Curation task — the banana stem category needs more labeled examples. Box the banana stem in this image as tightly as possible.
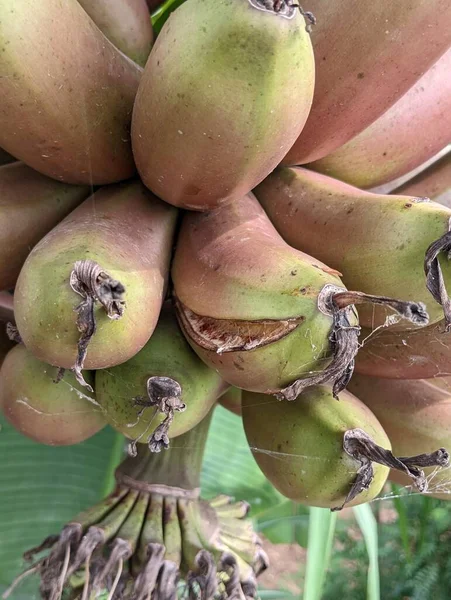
[117,407,214,490]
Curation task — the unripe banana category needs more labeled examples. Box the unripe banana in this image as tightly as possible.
[95,304,224,453]
[282,0,451,165]
[307,50,451,189]
[14,181,177,385]
[254,166,451,328]
[0,162,90,291]
[172,193,426,400]
[354,153,451,379]
[242,385,391,509]
[348,374,451,500]
[0,344,106,445]
[0,0,142,184]
[131,0,315,210]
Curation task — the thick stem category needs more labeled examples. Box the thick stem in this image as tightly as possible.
[116,408,214,491]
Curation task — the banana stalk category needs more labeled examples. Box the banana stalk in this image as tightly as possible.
[4,409,268,600]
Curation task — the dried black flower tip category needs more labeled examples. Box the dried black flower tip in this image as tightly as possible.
[69,259,126,389]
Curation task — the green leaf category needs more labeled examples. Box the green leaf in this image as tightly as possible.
[201,405,285,516]
[390,484,411,562]
[151,0,187,34]
[0,414,125,600]
[258,590,298,600]
[353,503,380,600]
[303,507,337,600]
[256,500,309,547]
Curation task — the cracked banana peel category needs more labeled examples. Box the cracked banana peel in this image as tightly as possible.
[172,193,427,400]
[131,0,315,210]
[255,166,451,329]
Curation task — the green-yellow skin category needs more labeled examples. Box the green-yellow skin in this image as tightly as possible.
[131,0,315,210]
[308,50,451,189]
[77,0,153,66]
[348,374,451,500]
[242,385,390,508]
[0,162,90,290]
[172,193,352,393]
[0,0,142,184]
[254,167,451,329]
[14,180,178,370]
[0,344,106,446]
[95,305,224,443]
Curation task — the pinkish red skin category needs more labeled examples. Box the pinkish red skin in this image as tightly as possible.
[308,50,451,189]
[348,374,451,499]
[172,193,341,321]
[0,344,106,446]
[0,162,90,290]
[131,0,314,210]
[14,181,178,370]
[353,152,451,380]
[355,322,451,380]
[0,0,142,185]
[282,0,451,166]
[172,193,346,393]
[77,0,153,66]
[394,151,451,208]
[254,166,451,328]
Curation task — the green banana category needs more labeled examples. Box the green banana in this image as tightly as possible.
[131,0,315,210]
[95,303,224,453]
[242,385,449,509]
[0,0,142,184]
[254,166,451,328]
[0,343,106,446]
[14,181,177,385]
[172,193,428,399]
[348,374,451,500]
[0,162,90,291]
